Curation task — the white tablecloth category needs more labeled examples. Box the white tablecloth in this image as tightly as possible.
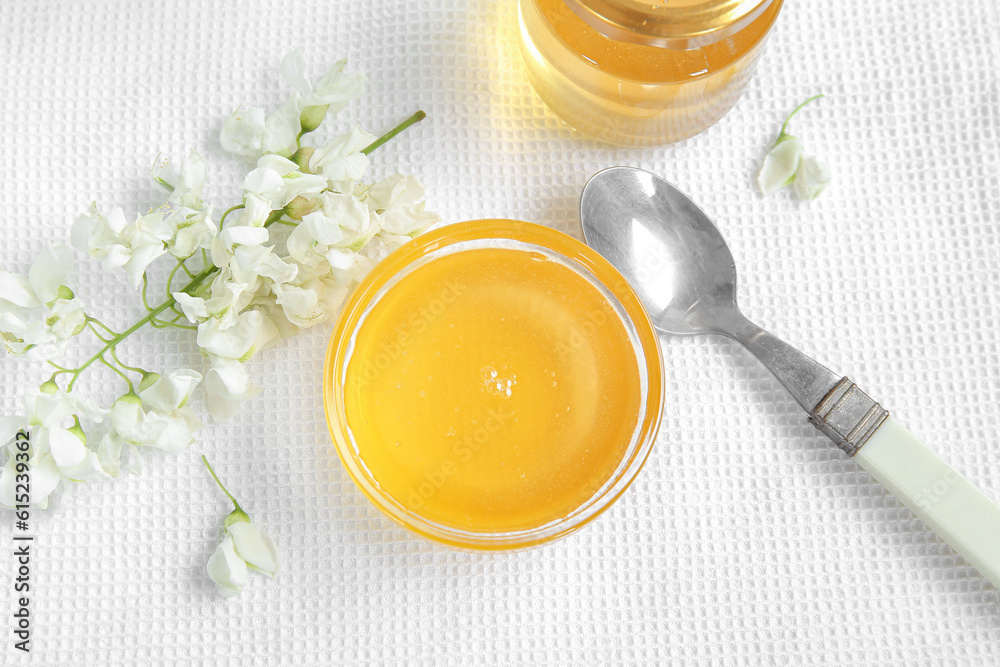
[2,0,1000,664]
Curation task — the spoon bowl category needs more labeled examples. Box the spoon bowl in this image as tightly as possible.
[581,166,739,337]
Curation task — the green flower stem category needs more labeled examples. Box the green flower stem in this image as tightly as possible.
[778,94,824,142]
[165,258,187,298]
[361,110,426,156]
[86,321,113,344]
[98,355,134,393]
[218,204,244,231]
[141,273,153,313]
[86,315,121,338]
[109,345,145,375]
[202,455,244,514]
[66,266,216,391]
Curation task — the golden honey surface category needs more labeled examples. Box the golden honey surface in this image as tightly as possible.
[343,247,641,532]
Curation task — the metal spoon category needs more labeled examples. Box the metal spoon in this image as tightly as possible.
[580,166,1000,587]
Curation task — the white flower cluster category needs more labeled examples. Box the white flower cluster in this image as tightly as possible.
[0,52,437,514]
[0,245,87,360]
[758,95,832,201]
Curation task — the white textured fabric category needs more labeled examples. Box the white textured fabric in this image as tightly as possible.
[2,0,1000,664]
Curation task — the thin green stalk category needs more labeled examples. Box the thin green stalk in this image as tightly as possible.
[109,345,145,375]
[218,204,244,231]
[86,321,112,344]
[165,259,186,298]
[86,316,120,337]
[99,355,134,392]
[202,455,244,513]
[67,266,216,391]
[141,273,153,313]
[779,95,823,140]
[361,110,426,156]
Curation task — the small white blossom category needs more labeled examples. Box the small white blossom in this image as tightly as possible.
[286,191,375,268]
[207,532,249,597]
[0,245,87,359]
[197,309,278,362]
[204,356,261,422]
[280,51,365,114]
[366,174,441,237]
[203,456,280,598]
[757,95,830,201]
[164,207,216,259]
[241,155,326,211]
[220,98,302,159]
[0,388,109,508]
[793,155,832,201]
[758,136,803,196]
[154,150,207,209]
[71,205,170,288]
[309,126,375,186]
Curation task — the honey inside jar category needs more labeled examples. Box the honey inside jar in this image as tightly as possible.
[518,0,784,145]
[342,246,642,532]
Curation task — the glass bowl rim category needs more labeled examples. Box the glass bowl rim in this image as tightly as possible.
[323,219,665,551]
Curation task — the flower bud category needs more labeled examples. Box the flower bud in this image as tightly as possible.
[299,104,329,134]
[39,380,59,395]
[282,195,316,221]
[289,147,315,172]
[138,371,161,393]
[56,285,76,301]
[116,392,142,406]
[67,420,87,445]
[224,508,251,529]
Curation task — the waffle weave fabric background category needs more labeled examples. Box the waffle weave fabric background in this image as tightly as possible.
[2,0,1000,664]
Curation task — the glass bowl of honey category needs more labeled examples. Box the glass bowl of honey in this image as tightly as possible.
[518,0,784,145]
[324,220,663,550]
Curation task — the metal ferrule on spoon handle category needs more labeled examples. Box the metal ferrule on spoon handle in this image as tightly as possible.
[730,320,1000,589]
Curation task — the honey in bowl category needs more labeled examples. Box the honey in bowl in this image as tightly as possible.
[325,220,663,550]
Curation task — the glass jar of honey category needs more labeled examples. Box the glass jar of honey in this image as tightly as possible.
[517,0,784,145]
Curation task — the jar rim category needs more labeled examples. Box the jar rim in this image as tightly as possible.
[323,220,665,551]
[566,0,777,49]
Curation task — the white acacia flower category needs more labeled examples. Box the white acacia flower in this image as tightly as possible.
[207,532,249,597]
[220,107,267,158]
[309,126,375,186]
[203,455,280,598]
[280,51,365,117]
[138,369,202,413]
[203,356,261,422]
[207,518,280,597]
[220,97,302,159]
[46,298,86,340]
[0,245,87,359]
[0,388,109,507]
[758,136,803,196]
[0,244,73,310]
[757,95,829,200]
[0,440,61,509]
[366,174,441,237]
[71,205,170,288]
[286,191,374,268]
[241,155,327,211]
[70,204,129,267]
[173,278,254,329]
[210,193,273,271]
[197,309,278,362]
[103,388,201,459]
[164,207,216,259]
[793,155,832,201]
[154,150,207,210]
[207,517,281,598]
[233,245,298,285]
